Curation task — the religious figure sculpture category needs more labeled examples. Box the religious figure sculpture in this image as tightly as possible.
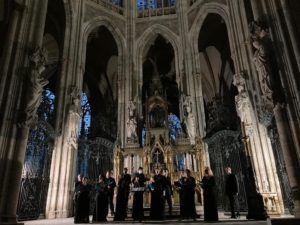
[20,46,49,127]
[249,21,274,111]
[126,100,137,143]
[233,73,249,122]
[69,85,82,115]
[252,40,273,105]
[183,95,196,145]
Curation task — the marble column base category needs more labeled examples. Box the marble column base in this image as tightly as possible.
[267,218,300,225]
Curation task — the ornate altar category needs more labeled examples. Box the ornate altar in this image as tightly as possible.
[113,89,205,206]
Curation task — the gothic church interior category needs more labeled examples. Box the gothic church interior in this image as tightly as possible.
[0,0,300,224]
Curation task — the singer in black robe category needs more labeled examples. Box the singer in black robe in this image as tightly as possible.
[106,171,116,216]
[150,170,167,220]
[180,170,196,220]
[114,168,131,221]
[74,177,92,224]
[201,167,219,222]
[225,167,239,218]
[132,169,146,221]
[92,175,109,222]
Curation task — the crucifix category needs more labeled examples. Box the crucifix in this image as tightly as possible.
[154,149,161,164]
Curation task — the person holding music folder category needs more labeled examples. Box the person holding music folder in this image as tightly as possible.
[92,174,109,222]
[74,176,92,224]
[174,170,185,218]
[132,167,146,221]
[149,168,167,220]
[174,169,196,221]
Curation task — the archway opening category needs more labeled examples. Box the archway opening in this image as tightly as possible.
[141,34,180,145]
[198,13,248,212]
[142,34,179,117]
[78,25,119,180]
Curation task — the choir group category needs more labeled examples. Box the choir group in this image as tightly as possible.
[73,166,239,223]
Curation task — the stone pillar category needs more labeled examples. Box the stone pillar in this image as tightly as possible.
[46,88,81,219]
[0,1,49,223]
[250,0,264,21]
[273,104,300,217]
[279,0,300,69]
[0,1,26,107]
[123,0,135,147]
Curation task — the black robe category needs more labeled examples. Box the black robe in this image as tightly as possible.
[180,176,196,219]
[150,174,167,220]
[132,173,146,221]
[106,177,116,214]
[165,176,173,214]
[174,177,185,217]
[201,175,219,221]
[225,173,239,217]
[92,181,109,222]
[74,183,92,223]
[114,173,131,221]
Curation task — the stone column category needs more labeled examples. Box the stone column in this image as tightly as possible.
[0,1,48,223]
[274,104,300,217]
[279,0,300,69]
[123,0,135,147]
[0,0,26,107]
[250,0,264,21]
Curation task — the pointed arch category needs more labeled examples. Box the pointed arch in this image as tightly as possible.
[80,16,126,86]
[135,24,182,86]
[189,2,237,75]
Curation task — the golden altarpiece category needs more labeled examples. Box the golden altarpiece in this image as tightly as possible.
[113,86,205,206]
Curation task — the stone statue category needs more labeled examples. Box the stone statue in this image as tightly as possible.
[69,85,82,115]
[126,100,137,143]
[249,21,274,110]
[252,40,273,104]
[233,73,249,122]
[183,95,196,145]
[20,46,49,127]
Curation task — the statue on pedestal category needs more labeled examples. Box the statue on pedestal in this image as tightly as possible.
[126,100,137,143]
[233,73,249,122]
[183,95,196,145]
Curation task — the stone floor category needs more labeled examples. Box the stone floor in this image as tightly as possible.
[24,215,268,225]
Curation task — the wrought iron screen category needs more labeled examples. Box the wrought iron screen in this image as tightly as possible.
[204,130,248,211]
[269,126,294,214]
[17,89,56,220]
[77,137,114,180]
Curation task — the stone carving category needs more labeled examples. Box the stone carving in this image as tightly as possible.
[249,21,275,127]
[20,46,48,127]
[69,85,81,115]
[249,21,274,112]
[126,100,137,143]
[233,73,249,122]
[183,95,196,145]
[252,40,273,105]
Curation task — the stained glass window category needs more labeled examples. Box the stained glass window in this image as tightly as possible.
[168,112,181,144]
[137,0,176,10]
[80,93,91,137]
